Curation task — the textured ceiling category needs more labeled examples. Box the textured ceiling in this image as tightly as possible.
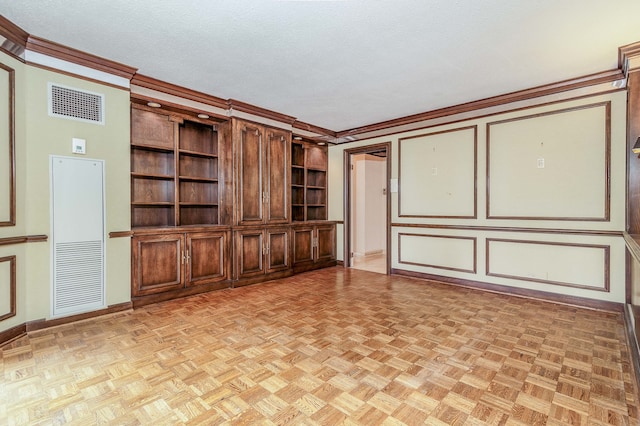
[2,1,640,131]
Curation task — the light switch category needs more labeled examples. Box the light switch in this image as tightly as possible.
[72,138,86,154]
[537,158,545,169]
[389,178,398,193]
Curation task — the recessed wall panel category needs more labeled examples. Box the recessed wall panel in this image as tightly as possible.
[487,239,609,291]
[0,255,16,321]
[487,103,609,220]
[399,126,476,218]
[398,233,476,273]
[0,64,14,226]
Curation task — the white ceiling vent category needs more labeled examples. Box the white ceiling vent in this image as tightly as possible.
[48,83,105,125]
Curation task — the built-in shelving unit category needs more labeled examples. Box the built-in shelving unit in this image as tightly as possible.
[130,106,221,228]
[291,139,327,221]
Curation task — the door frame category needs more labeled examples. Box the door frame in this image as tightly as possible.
[343,142,391,274]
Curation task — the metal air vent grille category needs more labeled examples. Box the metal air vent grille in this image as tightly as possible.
[49,83,105,124]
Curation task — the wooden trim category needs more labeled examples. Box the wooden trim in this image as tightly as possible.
[0,62,15,226]
[0,235,48,246]
[391,223,622,237]
[627,72,640,234]
[109,230,133,238]
[619,41,640,70]
[391,268,623,312]
[337,70,622,138]
[398,233,477,274]
[0,255,16,321]
[26,35,137,79]
[486,101,611,221]
[624,233,640,264]
[228,99,297,125]
[0,322,26,347]
[130,94,228,123]
[292,120,337,138]
[131,73,229,110]
[398,125,477,219]
[486,238,610,292]
[0,15,28,58]
[26,302,133,332]
[343,142,392,273]
[623,304,640,395]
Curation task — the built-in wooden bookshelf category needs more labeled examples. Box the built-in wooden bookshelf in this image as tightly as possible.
[131,106,221,228]
[291,139,327,221]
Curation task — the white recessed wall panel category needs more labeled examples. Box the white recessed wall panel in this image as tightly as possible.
[398,233,476,273]
[399,126,476,218]
[487,239,608,291]
[487,103,609,220]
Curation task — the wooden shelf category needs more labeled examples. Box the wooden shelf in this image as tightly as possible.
[291,141,328,222]
[131,106,222,228]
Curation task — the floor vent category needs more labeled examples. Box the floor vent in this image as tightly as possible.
[48,83,105,124]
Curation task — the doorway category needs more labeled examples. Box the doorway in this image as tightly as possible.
[344,143,391,274]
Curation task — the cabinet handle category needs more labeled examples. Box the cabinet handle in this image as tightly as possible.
[186,249,191,264]
[182,251,185,265]
[263,191,270,203]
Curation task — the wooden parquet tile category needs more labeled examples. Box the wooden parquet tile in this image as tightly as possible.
[1,267,639,425]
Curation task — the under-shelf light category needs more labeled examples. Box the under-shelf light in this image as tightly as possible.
[197,113,210,119]
[147,102,161,108]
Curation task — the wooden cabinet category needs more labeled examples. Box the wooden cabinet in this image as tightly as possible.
[235,119,290,225]
[131,105,230,228]
[292,222,336,272]
[234,226,291,284]
[291,140,327,222]
[132,230,230,303]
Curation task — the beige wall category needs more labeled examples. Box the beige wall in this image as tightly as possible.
[329,90,628,303]
[0,51,131,333]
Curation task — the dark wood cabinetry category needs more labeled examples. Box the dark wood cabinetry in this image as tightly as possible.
[292,222,336,272]
[234,226,290,285]
[291,141,327,222]
[131,229,230,305]
[131,105,230,228]
[130,104,335,304]
[235,119,290,225]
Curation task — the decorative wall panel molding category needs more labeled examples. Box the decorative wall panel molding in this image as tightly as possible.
[0,62,15,226]
[0,255,16,321]
[399,126,477,218]
[398,233,476,274]
[486,238,610,291]
[487,102,610,220]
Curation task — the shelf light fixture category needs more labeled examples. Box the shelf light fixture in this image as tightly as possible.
[633,137,640,155]
[197,113,210,119]
[147,101,161,108]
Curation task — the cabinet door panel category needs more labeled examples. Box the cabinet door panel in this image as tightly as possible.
[131,108,176,149]
[132,234,183,296]
[266,130,289,223]
[186,232,227,286]
[236,230,264,278]
[266,228,289,273]
[316,225,336,262]
[238,123,263,224]
[292,227,314,265]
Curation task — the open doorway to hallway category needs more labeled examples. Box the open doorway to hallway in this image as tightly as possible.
[344,143,391,274]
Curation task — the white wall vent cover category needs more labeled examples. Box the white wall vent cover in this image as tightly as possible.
[48,83,105,124]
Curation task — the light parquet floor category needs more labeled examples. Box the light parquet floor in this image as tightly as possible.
[1,267,638,425]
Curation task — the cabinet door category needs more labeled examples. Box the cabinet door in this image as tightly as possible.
[265,129,290,223]
[237,122,264,225]
[132,234,184,296]
[266,227,290,273]
[186,231,228,286]
[316,224,336,263]
[235,229,265,279]
[292,226,314,265]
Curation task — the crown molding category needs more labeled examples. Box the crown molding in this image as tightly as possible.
[336,69,623,139]
[0,15,28,58]
[227,98,297,125]
[292,120,337,139]
[620,41,640,74]
[131,73,229,110]
[26,36,137,79]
